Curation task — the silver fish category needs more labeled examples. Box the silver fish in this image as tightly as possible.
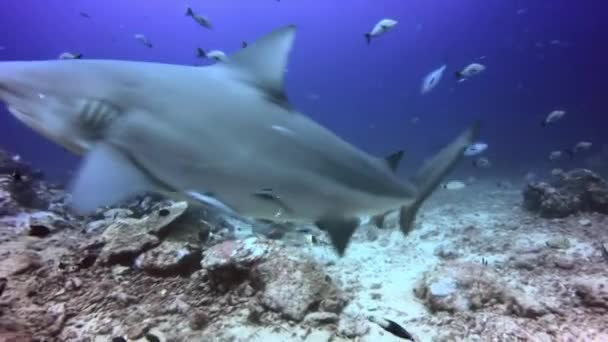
[0,25,477,255]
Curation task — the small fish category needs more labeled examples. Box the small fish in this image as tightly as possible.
[185,7,212,29]
[134,34,153,48]
[197,48,228,62]
[549,150,563,161]
[11,154,21,162]
[421,64,446,94]
[542,110,565,126]
[410,116,420,124]
[58,52,83,60]
[364,18,398,44]
[572,141,592,153]
[368,316,415,341]
[443,180,466,190]
[79,12,91,19]
[455,63,486,81]
[463,142,488,156]
[472,157,491,168]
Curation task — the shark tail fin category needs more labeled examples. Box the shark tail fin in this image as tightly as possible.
[364,33,372,44]
[186,7,194,16]
[399,122,479,235]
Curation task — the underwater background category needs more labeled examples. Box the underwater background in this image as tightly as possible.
[1,0,607,182]
[3,2,608,341]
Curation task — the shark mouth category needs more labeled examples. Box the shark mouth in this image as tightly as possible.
[0,82,91,155]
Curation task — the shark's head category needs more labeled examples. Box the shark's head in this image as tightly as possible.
[0,60,136,155]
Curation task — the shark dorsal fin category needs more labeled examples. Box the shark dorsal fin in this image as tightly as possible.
[385,150,404,172]
[226,25,296,108]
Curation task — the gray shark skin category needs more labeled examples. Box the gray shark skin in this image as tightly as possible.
[0,25,478,255]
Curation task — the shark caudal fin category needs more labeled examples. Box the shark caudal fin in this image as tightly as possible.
[399,122,479,235]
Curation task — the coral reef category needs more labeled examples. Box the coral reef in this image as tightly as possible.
[523,168,608,218]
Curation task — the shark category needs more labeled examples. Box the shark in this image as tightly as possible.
[0,25,478,255]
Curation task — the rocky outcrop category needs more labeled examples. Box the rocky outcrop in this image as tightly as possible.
[414,262,550,318]
[201,238,347,322]
[523,169,608,218]
[98,201,188,265]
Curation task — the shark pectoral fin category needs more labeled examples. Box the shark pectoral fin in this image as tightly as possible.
[400,122,479,235]
[384,150,404,172]
[225,25,296,108]
[69,143,151,214]
[372,209,396,228]
[315,216,360,256]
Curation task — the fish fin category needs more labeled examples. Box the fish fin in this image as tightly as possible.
[196,48,206,58]
[400,122,479,235]
[68,143,151,214]
[242,41,248,48]
[365,33,372,44]
[74,53,83,59]
[372,209,395,228]
[185,7,193,16]
[372,213,385,228]
[454,71,463,80]
[225,25,296,108]
[385,150,404,172]
[315,216,359,256]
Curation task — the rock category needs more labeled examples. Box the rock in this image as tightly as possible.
[553,256,575,270]
[545,237,570,249]
[103,208,133,220]
[434,245,460,260]
[189,310,209,330]
[201,238,274,274]
[573,277,608,312]
[506,291,549,318]
[136,241,202,276]
[337,313,370,338]
[579,218,592,227]
[256,254,344,321]
[27,211,69,237]
[109,290,138,306]
[85,219,108,233]
[201,238,347,322]
[98,201,188,265]
[415,262,518,314]
[523,169,608,218]
[303,312,339,326]
[0,251,42,278]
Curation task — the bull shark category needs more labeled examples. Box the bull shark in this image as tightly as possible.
[0,25,478,255]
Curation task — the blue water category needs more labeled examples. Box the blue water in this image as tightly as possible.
[1,0,606,182]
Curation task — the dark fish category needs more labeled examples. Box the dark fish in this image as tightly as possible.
[79,12,91,19]
[369,316,415,341]
[242,41,248,48]
[185,7,213,29]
